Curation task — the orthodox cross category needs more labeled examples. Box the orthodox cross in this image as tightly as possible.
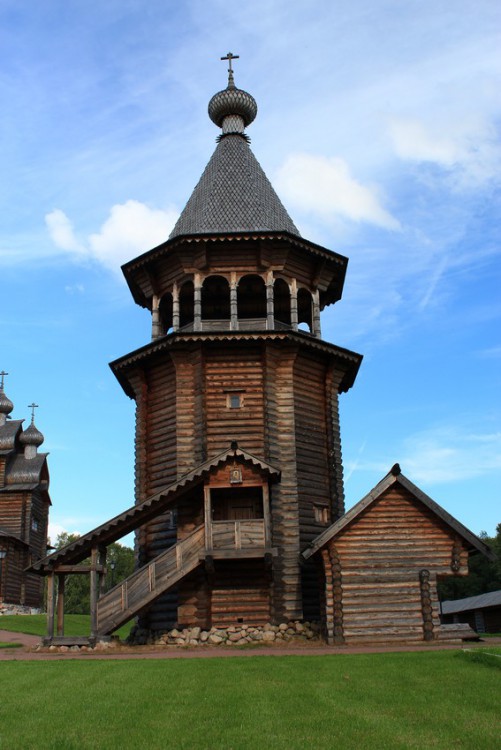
[28,402,39,423]
[221,52,239,86]
[0,371,8,390]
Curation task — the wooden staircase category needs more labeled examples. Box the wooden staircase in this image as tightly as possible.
[96,525,205,635]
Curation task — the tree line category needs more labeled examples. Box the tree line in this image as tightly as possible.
[437,523,501,601]
[49,532,135,614]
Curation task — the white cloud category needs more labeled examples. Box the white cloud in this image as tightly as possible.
[345,425,501,485]
[45,209,85,255]
[64,283,85,295]
[390,117,501,188]
[401,427,501,483]
[88,200,178,271]
[48,521,83,545]
[275,153,400,230]
[45,200,179,273]
[477,346,501,359]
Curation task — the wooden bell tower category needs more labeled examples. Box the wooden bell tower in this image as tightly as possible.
[111,57,362,631]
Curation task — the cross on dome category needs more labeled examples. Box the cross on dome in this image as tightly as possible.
[221,51,239,87]
[0,370,8,390]
[28,402,39,423]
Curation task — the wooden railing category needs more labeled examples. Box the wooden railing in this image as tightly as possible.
[96,525,205,635]
[178,318,292,333]
[209,519,266,551]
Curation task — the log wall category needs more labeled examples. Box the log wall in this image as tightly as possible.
[322,486,470,644]
[210,560,271,626]
[204,345,265,458]
[128,337,349,631]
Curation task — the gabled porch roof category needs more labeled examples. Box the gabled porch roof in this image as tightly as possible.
[30,446,280,573]
[302,464,495,562]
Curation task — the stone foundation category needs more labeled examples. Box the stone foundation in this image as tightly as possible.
[129,620,321,646]
[0,603,41,616]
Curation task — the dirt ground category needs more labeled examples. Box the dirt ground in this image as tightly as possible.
[2,628,500,661]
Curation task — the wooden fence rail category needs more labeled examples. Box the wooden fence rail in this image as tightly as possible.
[96,525,205,635]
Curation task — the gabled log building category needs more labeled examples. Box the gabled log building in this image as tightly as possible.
[31,58,493,645]
[0,377,50,611]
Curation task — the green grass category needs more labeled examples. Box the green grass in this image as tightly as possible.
[457,646,501,670]
[0,614,132,640]
[0,642,22,649]
[0,652,500,749]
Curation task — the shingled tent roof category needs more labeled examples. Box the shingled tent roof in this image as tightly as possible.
[169,134,299,239]
[169,64,299,240]
[302,465,495,561]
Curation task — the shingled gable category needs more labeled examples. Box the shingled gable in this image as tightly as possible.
[302,465,494,562]
[30,447,280,573]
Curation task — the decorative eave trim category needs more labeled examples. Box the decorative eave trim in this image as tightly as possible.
[302,470,495,562]
[122,231,348,277]
[110,329,363,398]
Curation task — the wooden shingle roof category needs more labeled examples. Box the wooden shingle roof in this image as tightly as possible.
[302,465,495,561]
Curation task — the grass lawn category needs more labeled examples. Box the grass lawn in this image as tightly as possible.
[0,651,500,750]
[0,614,132,640]
[0,642,22,649]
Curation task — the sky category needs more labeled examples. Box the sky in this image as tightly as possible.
[1,0,500,545]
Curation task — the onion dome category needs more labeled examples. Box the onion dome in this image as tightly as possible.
[20,403,44,457]
[20,421,44,449]
[0,371,14,424]
[0,387,14,419]
[208,52,257,135]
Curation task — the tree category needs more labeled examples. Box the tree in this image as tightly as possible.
[49,533,134,614]
[437,524,501,601]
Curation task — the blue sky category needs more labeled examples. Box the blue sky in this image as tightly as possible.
[1,0,499,543]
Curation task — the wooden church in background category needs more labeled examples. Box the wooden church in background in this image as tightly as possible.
[31,57,493,645]
[0,376,51,611]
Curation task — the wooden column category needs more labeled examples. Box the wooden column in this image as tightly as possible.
[56,574,65,636]
[419,569,434,641]
[266,274,274,329]
[151,294,161,340]
[204,486,212,550]
[98,547,107,597]
[172,283,180,332]
[46,572,56,641]
[194,275,202,331]
[312,290,321,338]
[89,547,99,638]
[290,281,298,330]
[230,277,238,330]
[262,484,271,548]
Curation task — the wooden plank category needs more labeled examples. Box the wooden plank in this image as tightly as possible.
[89,547,99,638]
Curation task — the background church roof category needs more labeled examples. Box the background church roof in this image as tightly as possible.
[169,58,299,239]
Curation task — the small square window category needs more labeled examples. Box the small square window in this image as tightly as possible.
[228,394,242,409]
[314,505,329,525]
[31,517,40,532]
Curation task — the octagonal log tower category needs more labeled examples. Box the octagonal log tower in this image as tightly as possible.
[111,61,362,631]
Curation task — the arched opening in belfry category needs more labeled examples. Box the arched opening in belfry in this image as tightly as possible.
[202,275,231,321]
[179,280,194,328]
[273,278,291,326]
[159,293,173,334]
[238,274,266,320]
[297,287,313,332]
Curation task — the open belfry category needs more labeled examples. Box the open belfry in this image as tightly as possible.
[32,56,492,647]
